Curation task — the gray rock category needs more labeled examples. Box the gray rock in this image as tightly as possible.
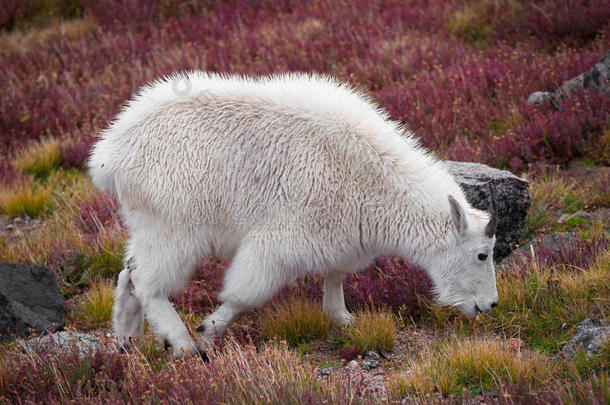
[555,51,610,100]
[558,209,610,226]
[499,232,578,270]
[561,319,609,358]
[444,161,531,258]
[317,366,334,376]
[362,359,379,370]
[23,331,123,358]
[528,51,610,108]
[365,350,380,360]
[0,262,65,341]
[527,91,553,105]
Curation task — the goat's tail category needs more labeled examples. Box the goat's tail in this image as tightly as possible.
[87,136,118,195]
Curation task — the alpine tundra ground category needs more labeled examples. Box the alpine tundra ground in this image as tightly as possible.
[0,1,609,403]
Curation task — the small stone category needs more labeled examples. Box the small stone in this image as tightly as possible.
[527,91,553,105]
[317,366,334,376]
[484,390,498,398]
[561,319,609,358]
[347,360,359,370]
[365,350,380,360]
[362,359,379,370]
[23,331,122,358]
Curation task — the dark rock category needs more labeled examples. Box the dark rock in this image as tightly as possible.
[0,262,64,341]
[561,319,609,358]
[444,161,531,258]
[498,232,578,270]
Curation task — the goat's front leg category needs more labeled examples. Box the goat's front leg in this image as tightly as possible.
[323,271,353,326]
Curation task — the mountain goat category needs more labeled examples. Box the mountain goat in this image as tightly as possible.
[88,72,498,357]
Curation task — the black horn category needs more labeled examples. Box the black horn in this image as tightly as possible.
[485,185,498,238]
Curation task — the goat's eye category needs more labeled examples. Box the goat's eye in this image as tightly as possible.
[478,253,488,261]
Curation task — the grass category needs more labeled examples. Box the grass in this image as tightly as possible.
[389,336,552,397]
[522,175,578,240]
[344,310,397,353]
[0,178,51,217]
[260,298,332,347]
[521,171,609,242]
[571,339,610,378]
[13,138,62,179]
[0,338,376,403]
[72,278,114,330]
[0,1,609,402]
[488,245,610,353]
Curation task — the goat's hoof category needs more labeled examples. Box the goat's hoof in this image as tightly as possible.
[198,349,210,362]
[332,311,355,327]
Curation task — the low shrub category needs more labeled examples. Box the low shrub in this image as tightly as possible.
[344,257,433,319]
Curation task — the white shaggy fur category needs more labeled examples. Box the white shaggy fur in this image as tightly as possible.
[89,72,498,357]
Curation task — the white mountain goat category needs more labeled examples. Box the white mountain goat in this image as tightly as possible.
[88,72,498,358]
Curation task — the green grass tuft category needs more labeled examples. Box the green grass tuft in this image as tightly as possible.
[0,178,52,217]
[345,310,397,353]
[389,336,552,397]
[13,138,62,179]
[72,278,114,330]
[260,298,332,347]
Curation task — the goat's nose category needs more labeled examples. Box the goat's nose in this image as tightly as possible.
[491,301,498,308]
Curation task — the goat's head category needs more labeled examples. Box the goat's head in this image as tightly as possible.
[426,194,499,317]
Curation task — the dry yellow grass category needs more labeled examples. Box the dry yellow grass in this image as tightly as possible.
[0,171,94,264]
[260,298,332,347]
[0,178,52,218]
[346,310,397,352]
[0,17,93,53]
[446,0,522,42]
[388,336,552,397]
[72,278,115,329]
[13,138,62,178]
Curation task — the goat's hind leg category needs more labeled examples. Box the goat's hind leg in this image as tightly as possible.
[113,257,144,342]
[129,239,201,358]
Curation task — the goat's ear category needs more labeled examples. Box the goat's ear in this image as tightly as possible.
[448,195,468,236]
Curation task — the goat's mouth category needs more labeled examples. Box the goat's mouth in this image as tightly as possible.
[454,301,479,318]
